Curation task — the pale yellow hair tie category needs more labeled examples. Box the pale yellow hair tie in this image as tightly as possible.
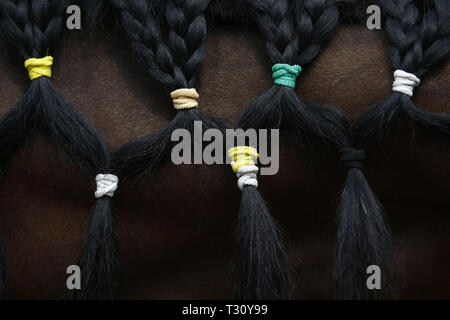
[228,146,259,173]
[24,56,53,80]
[170,88,199,110]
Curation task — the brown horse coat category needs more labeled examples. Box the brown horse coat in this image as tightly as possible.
[0,18,449,299]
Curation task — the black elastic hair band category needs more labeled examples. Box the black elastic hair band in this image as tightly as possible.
[339,147,365,170]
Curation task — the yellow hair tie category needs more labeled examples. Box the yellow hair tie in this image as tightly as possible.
[170,88,199,110]
[24,56,53,80]
[228,146,259,173]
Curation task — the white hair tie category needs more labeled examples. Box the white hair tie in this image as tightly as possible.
[235,164,259,191]
[228,146,260,191]
[392,70,420,97]
[95,174,118,198]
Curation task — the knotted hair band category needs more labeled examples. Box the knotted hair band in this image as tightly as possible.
[392,70,421,97]
[95,174,119,198]
[24,56,53,80]
[170,88,199,110]
[339,148,365,170]
[228,146,259,191]
[272,63,302,88]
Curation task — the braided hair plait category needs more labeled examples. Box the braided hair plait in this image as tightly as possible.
[239,0,347,149]
[0,0,116,299]
[110,0,224,182]
[354,0,450,148]
[335,0,450,299]
[74,0,110,29]
[240,0,393,299]
[294,0,393,300]
[293,0,393,300]
[231,0,345,300]
[226,0,298,300]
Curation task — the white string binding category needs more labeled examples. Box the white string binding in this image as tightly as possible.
[392,70,420,97]
[95,174,118,198]
[233,164,259,191]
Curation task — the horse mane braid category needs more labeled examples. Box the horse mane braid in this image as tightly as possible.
[110,0,224,183]
[354,0,450,148]
[337,0,450,299]
[74,0,110,29]
[0,0,116,299]
[239,0,394,300]
[293,0,393,300]
[165,0,209,88]
[110,0,206,90]
[238,0,347,148]
[295,0,340,65]
[251,0,298,64]
[233,0,346,300]
[336,0,379,23]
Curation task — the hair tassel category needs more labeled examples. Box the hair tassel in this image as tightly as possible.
[228,146,293,299]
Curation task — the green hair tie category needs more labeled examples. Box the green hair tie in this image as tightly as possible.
[272,63,302,88]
